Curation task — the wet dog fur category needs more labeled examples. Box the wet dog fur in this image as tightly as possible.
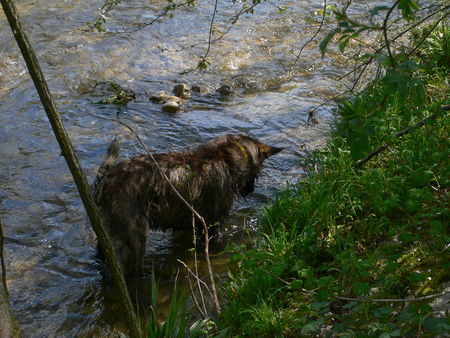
[93,134,282,275]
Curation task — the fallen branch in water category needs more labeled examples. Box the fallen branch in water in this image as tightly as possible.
[116,119,221,314]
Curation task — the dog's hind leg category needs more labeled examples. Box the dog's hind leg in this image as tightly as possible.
[105,209,149,276]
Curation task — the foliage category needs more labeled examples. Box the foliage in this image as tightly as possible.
[219,19,450,337]
[96,81,135,106]
[85,0,122,32]
[147,273,208,337]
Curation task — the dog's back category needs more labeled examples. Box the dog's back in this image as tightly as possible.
[94,134,282,274]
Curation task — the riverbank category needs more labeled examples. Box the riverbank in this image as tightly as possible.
[219,23,449,337]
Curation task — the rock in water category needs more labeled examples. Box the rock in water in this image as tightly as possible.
[162,101,180,113]
[150,91,182,103]
[191,84,201,93]
[173,83,191,98]
[216,84,233,95]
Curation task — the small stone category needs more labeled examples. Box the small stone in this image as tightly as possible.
[216,84,233,95]
[191,84,201,93]
[150,91,182,103]
[162,101,180,113]
[173,83,191,98]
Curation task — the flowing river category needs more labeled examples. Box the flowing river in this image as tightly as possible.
[0,0,357,335]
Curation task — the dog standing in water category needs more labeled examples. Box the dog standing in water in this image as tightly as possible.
[93,134,282,275]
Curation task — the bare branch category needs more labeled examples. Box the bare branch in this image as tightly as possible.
[261,268,449,304]
[126,1,193,34]
[198,0,219,68]
[407,12,449,57]
[383,1,400,69]
[186,272,207,319]
[334,291,450,303]
[291,0,327,66]
[356,111,441,168]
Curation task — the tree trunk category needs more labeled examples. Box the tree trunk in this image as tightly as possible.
[0,282,19,338]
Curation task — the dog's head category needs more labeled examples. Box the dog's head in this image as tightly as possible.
[213,134,283,196]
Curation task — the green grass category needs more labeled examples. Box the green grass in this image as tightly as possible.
[218,23,450,337]
[146,272,208,337]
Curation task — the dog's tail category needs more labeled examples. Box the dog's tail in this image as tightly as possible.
[92,137,121,200]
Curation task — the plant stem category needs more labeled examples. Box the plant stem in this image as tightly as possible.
[383,1,399,69]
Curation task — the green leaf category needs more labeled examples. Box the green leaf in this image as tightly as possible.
[423,317,450,334]
[369,5,390,17]
[353,282,370,296]
[407,272,426,283]
[399,232,418,243]
[398,0,419,21]
[429,220,445,235]
[289,280,303,290]
[277,6,287,14]
[301,322,319,335]
[339,36,350,52]
[316,289,329,302]
[319,28,340,57]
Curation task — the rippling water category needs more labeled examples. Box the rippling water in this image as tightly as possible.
[0,0,355,335]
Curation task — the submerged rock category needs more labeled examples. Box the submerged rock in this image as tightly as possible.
[216,84,233,95]
[191,84,201,93]
[173,83,191,99]
[162,101,180,113]
[150,91,182,104]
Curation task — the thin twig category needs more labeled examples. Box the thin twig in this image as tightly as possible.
[175,1,261,53]
[335,6,448,83]
[177,259,214,300]
[187,273,207,319]
[334,291,449,303]
[117,119,221,313]
[0,217,7,295]
[203,0,219,62]
[292,0,327,66]
[383,1,399,69]
[189,211,208,317]
[213,2,260,42]
[356,112,438,167]
[407,12,449,57]
[125,1,193,34]
[181,0,219,74]
[262,267,449,303]
[308,88,352,115]
[310,6,449,114]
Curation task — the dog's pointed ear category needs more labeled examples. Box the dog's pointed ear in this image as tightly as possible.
[260,144,283,158]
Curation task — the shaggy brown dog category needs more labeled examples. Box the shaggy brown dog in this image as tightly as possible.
[93,134,282,275]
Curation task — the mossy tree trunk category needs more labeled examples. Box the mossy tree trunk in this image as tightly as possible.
[0,282,19,338]
[0,218,19,337]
